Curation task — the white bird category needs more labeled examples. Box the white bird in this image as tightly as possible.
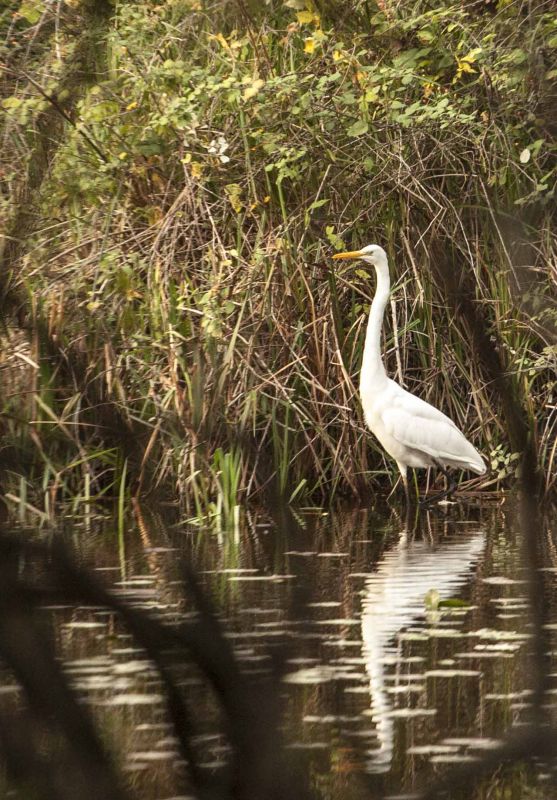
[332,244,486,502]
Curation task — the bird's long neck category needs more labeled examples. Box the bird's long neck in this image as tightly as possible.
[360,259,390,392]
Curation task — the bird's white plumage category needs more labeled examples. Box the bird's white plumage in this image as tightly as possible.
[332,244,486,493]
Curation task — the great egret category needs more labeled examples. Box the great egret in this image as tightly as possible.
[332,245,486,502]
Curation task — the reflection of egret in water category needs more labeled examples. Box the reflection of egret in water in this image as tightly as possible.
[361,525,485,773]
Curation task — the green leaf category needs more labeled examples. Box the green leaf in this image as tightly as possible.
[309,198,330,211]
[438,599,470,608]
[2,97,23,110]
[325,226,344,250]
[418,29,435,43]
[18,0,44,23]
[347,119,368,137]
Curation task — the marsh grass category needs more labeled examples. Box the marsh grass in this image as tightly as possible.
[1,0,556,515]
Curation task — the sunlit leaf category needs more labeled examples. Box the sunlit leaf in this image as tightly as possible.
[243,78,265,100]
[225,183,243,213]
[347,119,368,136]
[17,0,44,23]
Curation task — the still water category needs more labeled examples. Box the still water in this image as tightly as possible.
[20,500,557,798]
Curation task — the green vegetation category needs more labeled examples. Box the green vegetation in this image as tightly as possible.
[1,0,556,517]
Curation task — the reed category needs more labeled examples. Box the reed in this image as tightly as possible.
[1,0,555,515]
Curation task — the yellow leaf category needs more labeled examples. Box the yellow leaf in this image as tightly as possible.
[462,47,482,63]
[242,78,265,100]
[225,183,243,213]
[333,49,342,62]
[297,9,320,25]
[210,32,230,50]
[126,101,138,111]
[146,206,163,224]
[190,162,203,178]
[304,37,315,54]
[458,61,476,74]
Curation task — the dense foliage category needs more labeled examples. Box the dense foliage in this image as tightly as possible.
[1,0,556,519]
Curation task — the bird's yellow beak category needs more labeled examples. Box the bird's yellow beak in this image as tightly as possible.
[332,250,364,260]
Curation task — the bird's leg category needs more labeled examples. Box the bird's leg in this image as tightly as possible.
[393,462,413,506]
[419,463,457,507]
[402,471,410,504]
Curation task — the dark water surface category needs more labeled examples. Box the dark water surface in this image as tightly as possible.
[15,500,557,798]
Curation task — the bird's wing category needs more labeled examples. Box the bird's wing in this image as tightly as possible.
[380,384,484,469]
[387,383,459,429]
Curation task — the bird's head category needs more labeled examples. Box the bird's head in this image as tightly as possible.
[332,244,388,267]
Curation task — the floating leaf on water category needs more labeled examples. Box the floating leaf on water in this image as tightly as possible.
[442,737,502,749]
[283,667,336,685]
[387,708,436,719]
[457,651,514,659]
[438,598,471,608]
[386,685,424,695]
[383,674,426,683]
[64,622,105,629]
[65,656,112,668]
[219,568,258,574]
[286,742,329,750]
[129,751,176,761]
[113,660,152,675]
[425,669,480,678]
[476,628,530,640]
[423,628,466,638]
[384,795,420,800]
[317,552,349,558]
[106,694,164,706]
[430,754,478,764]
[308,602,342,608]
[407,744,459,755]
[324,639,361,648]
[135,723,171,732]
[228,574,295,582]
[303,714,352,724]
[485,690,532,700]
